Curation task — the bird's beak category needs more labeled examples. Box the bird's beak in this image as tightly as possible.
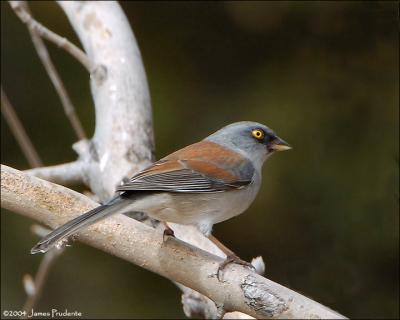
[268,136,292,152]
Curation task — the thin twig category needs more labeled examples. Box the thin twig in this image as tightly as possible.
[1,87,61,314]
[1,87,43,168]
[9,1,94,73]
[21,228,64,319]
[22,247,63,318]
[17,2,87,140]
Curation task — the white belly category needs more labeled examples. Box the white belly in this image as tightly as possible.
[124,174,261,234]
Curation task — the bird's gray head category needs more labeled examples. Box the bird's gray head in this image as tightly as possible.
[205,121,291,168]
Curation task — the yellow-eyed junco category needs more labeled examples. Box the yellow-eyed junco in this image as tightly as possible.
[31,121,290,269]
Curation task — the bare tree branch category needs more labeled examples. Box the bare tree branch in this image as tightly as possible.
[176,255,265,318]
[56,1,155,202]
[2,80,65,312]
[7,0,156,200]
[1,164,347,319]
[13,1,87,140]
[1,87,43,168]
[1,86,58,314]
[22,243,64,319]
[25,161,84,186]
[8,1,94,73]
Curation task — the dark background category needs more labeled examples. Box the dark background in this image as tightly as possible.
[1,1,399,319]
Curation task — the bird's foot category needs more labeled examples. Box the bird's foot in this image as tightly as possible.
[217,254,255,281]
[162,223,175,242]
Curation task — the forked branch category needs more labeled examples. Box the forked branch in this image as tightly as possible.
[11,1,87,140]
[9,1,93,72]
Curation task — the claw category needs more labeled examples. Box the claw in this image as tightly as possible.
[217,254,255,281]
[162,225,175,242]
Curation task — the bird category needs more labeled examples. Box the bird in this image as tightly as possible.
[31,121,291,271]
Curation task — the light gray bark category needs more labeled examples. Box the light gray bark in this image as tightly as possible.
[1,165,346,319]
[57,1,155,202]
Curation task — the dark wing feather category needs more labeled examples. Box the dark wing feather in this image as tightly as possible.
[116,162,252,194]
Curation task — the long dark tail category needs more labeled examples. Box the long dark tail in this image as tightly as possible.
[31,196,127,254]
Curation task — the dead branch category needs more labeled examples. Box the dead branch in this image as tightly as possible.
[22,246,64,318]
[13,1,87,140]
[1,87,43,168]
[56,1,155,202]
[1,164,346,319]
[9,1,93,73]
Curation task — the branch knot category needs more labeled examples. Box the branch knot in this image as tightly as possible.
[241,274,288,318]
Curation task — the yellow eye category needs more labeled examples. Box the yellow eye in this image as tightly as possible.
[252,129,265,140]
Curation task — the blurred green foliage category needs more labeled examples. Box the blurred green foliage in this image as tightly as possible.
[1,1,398,318]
